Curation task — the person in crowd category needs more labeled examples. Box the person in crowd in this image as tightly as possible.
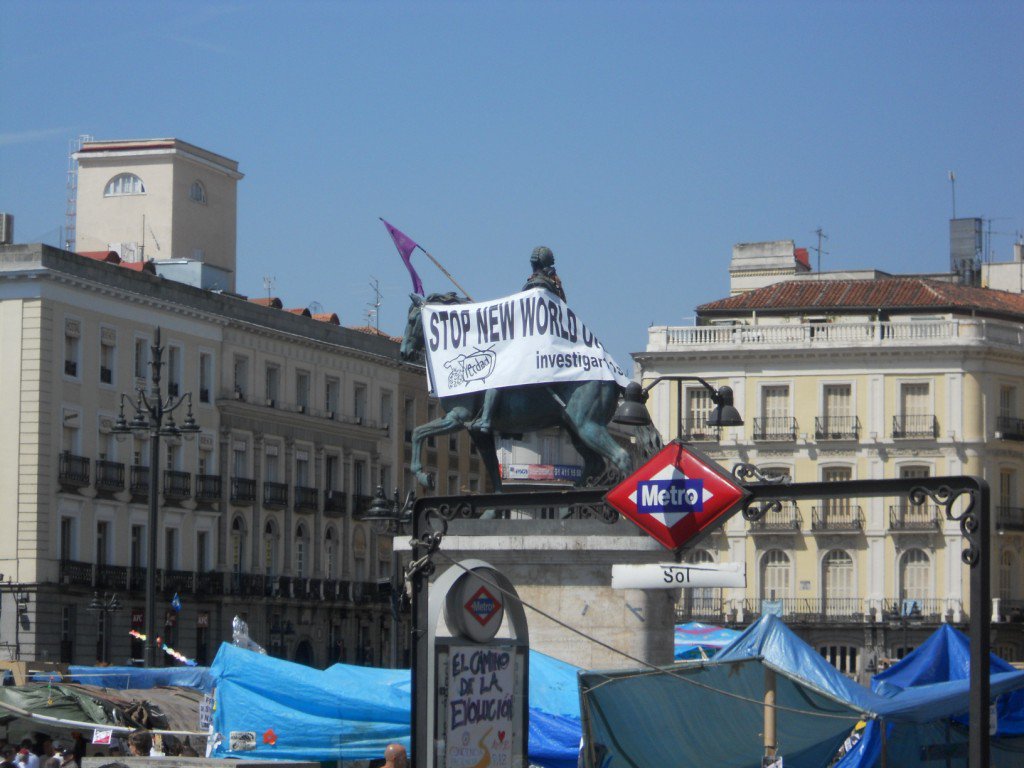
[126,731,152,758]
[57,747,76,768]
[1,746,18,768]
[69,734,85,767]
[17,740,39,768]
[41,743,61,768]
[383,743,407,768]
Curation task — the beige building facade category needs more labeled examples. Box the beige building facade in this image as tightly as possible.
[636,240,1024,678]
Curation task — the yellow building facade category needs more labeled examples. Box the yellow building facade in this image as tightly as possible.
[636,270,1024,677]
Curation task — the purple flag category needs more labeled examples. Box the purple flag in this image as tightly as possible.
[381,218,424,295]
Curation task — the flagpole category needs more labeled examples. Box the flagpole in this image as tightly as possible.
[416,245,474,301]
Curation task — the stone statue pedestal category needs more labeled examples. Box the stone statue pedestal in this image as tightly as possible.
[417,517,676,669]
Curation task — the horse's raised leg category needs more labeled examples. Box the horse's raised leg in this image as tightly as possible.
[410,406,474,489]
[563,384,632,479]
[468,431,502,493]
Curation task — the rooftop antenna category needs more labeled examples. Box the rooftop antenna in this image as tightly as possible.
[948,171,957,219]
[367,276,383,331]
[812,227,829,274]
[308,300,324,315]
[263,276,276,299]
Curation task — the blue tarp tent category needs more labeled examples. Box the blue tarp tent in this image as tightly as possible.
[834,624,1024,767]
[29,665,214,691]
[673,622,740,660]
[209,643,581,766]
[578,615,1024,767]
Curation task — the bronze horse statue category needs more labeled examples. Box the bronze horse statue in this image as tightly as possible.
[400,293,634,491]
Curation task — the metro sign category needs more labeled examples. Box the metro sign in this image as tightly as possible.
[605,440,751,552]
[464,585,502,627]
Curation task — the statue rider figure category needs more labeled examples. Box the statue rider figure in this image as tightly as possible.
[473,246,566,434]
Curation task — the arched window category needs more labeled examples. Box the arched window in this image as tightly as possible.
[104,173,145,196]
[264,519,279,578]
[761,549,791,601]
[189,180,207,203]
[325,527,337,580]
[685,549,720,618]
[295,523,309,578]
[900,548,931,605]
[822,549,854,615]
[230,516,246,574]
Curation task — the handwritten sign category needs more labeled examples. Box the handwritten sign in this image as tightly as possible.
[445,646,515,768]
[421,288,630,396]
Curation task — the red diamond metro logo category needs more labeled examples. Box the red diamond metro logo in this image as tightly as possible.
[464,586,502,626]
[604,441,750,552]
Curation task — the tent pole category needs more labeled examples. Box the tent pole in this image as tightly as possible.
[880,721,887,768]
[763,667,777,764]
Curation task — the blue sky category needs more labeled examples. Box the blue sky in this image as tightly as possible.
[3,1,1022,369]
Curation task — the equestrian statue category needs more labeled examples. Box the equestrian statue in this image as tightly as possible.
[400,246,656,492]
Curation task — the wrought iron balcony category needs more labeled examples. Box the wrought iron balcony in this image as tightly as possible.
[996,416,1024,441]
[195,474,222,503]
[231,477,256,504]
[748,502,802,532]
[96,564,127,590]
[94,460,125,492]
[753,416,798,442]
[881,598,949,622]
[997,506,1024,532]
[814,415,860,441]
[674,596,724,622]
[304,578,323,599]
[263,481,288,508]
[892,414,938,439]
[160,569,194,594]
[129,566,146,592]
[352,494,374,517]
[130,465,150,496]
[163,470,191,501]
[323,490,347,518]
[295,485,319,512]
[58,452,90,487]
[59,559,93,586]
[811,505,864,533]
[889,504,941,531]
[196,571,224,596]
[743,597,869,623]
[679,418,719,442]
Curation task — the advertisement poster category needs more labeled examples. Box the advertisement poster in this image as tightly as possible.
[445,646,516,768]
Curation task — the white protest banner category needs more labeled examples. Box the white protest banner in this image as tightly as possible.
[421,288,630,396]
[446,646,516,768]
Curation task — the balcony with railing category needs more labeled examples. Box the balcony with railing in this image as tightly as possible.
[753,416,798,442]
[674,596,724,622]
[95,563,128,590]
[196,571,224,596]
[163,470,191,501]
[892,414,938,439]
[880,598,950,622]
[997,506,1024,532]
[231,477,256,504]
[679,418,720,442]
[889,504,942,532]
[742,597,869,623]
[324,490,347,518]
[129,566,146,592]
[352,494,374,517]
[59,559,93,586]
[160,569,194,594]
[996,415,1024,441]
[814,415,860,441]
[58,452,90,487]
[195,474,222,503]
[811,505,864,533]
[263,481,288,508]
[648,317,1023,354]
[748,502,802,533]
[295,486,319,512]
[130,465,150,496]
[94,460,125,492]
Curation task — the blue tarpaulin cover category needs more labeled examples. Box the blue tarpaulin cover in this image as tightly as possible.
[30,665,214,691]
[673,622,740,660]
[834,623,1024,767]
[209,643,582,766]
[579,615,1024,768]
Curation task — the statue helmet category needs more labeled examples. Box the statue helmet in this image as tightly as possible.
[531,246,555,269]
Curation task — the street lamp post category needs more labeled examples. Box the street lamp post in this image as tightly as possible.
[87,591,122,663]
[111,327,199,667]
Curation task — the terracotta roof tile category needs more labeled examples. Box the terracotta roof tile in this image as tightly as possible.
[697,277,1024,321]
[348,325,402,343]
[286,307,312,317]
[314,313,340,325]
[250,297,283,309]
